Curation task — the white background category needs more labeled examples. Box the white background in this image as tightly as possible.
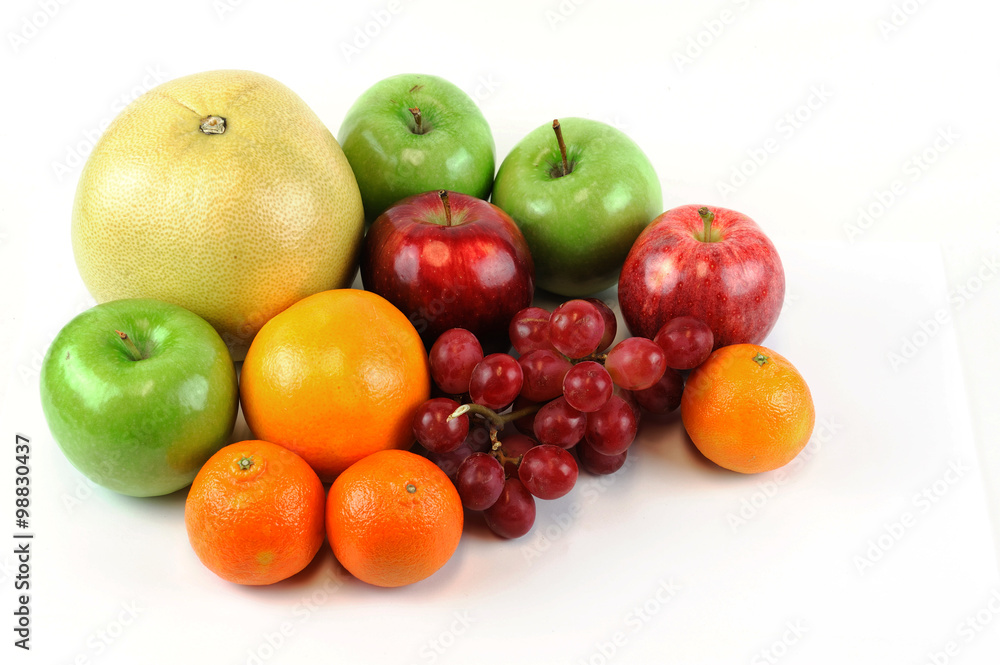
[2,0,1000,663]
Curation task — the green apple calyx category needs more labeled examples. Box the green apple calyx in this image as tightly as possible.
[696,206,723,243]
[115,330,145,361]
[551,119,573,177]
[408,107,427,135]
[200,115,226,135]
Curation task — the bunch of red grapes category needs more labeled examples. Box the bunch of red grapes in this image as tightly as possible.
[411,298,714,540]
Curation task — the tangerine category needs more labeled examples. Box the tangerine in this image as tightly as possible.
[326,449,463,588]
[681,344,814,474]
[185,440,325,585]
[240,289,431,482]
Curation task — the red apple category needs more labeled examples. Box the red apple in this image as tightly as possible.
[618,204,784,348]
[361,190,535,352]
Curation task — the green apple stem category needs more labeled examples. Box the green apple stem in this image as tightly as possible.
[408,107,424,135]
[200,116,226,135]
[439,190,452,226]
[696,206,722,243]
[552,119,571,177]
[115,330,144,361]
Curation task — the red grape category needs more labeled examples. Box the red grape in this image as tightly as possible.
[517,349,572,402]
[498,432,536,476]
[518,444,579,500]
[562,360,613,412]
[533,396,586,448]
[576,439,629,475]
[604,337,667,390]
[549,299,603,359]
[469,353,523,410]
[509,307,555,355]
[484,477,536,539]
[429,328,484,394]
[632,367,684,414]
[585,298,618,352]
[455,452,505,510]
[412,398,469,453]
[654,316,714,370]
[584,395,638,456]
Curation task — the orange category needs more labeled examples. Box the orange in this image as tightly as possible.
[185,440,325,585]
[72,70,365,359]
[240,289,431,482]
[326,449,463,588]
[681,344,815,474]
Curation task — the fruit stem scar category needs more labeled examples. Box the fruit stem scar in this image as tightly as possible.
[439,190,452,226]
[408,107,424,135]
[115,330,144,361]
[551,119,571,177]
[238,456,254,470]
[752,352,769,366]
[200,115,227,135]
[406,483,417,494]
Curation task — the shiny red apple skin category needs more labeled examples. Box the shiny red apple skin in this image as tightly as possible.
[360,191,534,353]
[618,204,784,348]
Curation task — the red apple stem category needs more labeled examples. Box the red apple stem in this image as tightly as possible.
[408,107,423,135]
[115,330,144,361]
[552,119,570,177]
[697,206,721,243]
[439,190,453,226]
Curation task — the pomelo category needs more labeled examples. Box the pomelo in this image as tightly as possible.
[72,69,365,359]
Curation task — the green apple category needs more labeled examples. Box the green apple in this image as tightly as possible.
[40,299,239,497]
[492,118,662,296]
[338,73,496,223]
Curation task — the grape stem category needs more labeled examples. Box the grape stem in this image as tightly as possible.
[573,352,607,364]
[448,402,541,427]
[448,402,541,467]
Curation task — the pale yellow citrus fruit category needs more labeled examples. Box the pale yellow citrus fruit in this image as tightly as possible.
[72,69,365,359]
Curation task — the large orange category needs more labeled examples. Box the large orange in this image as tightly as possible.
[185,440,325,585]
[681,344,814,474]
[326,449,463,587]
[240,289,431,482]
